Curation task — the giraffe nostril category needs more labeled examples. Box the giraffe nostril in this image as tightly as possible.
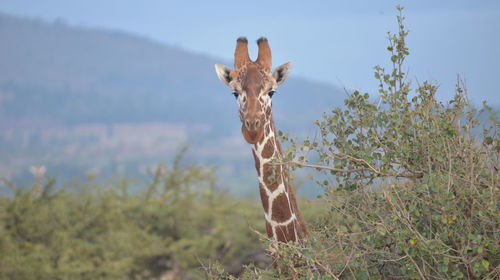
[255,120,260,127]
[245,120,250,128]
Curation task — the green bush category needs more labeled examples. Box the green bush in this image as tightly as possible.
[227,6,499,280]
[0,153,265,279]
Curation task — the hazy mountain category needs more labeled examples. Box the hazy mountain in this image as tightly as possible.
[0,13,341,129]
[0,13,342,195]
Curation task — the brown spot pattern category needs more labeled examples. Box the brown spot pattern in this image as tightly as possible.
[262,137,275,158]
[265,221,273,237]
[262,163,280,191]
[265,124,271,135]
[259,183,269,213]
[275,222,296,242]
[271,193,292,222]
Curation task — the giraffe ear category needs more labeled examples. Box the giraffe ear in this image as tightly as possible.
[214,64,233,86]
[273,62,292,86]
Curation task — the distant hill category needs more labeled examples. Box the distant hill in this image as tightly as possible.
[0,13,341,131]
[0,13,342,196]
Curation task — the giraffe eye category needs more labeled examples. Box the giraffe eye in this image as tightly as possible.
[268,90,275,98]
[232,92,238,99]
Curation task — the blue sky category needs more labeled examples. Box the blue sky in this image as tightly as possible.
[1,0,499,105]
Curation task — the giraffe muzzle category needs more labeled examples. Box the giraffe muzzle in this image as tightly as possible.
[244,118,262,131]
[241,116,265,144]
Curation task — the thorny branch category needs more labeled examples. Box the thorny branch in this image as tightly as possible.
[276,156,421,179]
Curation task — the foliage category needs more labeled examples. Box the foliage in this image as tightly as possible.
[221,6,499,279]
[0,153,265,280]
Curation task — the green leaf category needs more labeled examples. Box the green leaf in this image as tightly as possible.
[339,225,348,233]
[481,259,489,270]
[438,264,448,273]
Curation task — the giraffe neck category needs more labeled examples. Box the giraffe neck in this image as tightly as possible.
[251,117,308,244]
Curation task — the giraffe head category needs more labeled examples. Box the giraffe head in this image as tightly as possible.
[214,37,292,144]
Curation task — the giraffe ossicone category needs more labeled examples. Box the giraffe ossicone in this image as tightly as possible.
[214,37,308,245]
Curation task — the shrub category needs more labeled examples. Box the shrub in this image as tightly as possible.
[229,6,499,279]
[0,152,264,279]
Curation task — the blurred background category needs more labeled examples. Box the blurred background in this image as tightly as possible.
[0,0,499,196]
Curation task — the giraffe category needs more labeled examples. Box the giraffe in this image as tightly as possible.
[214,37,308,245]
